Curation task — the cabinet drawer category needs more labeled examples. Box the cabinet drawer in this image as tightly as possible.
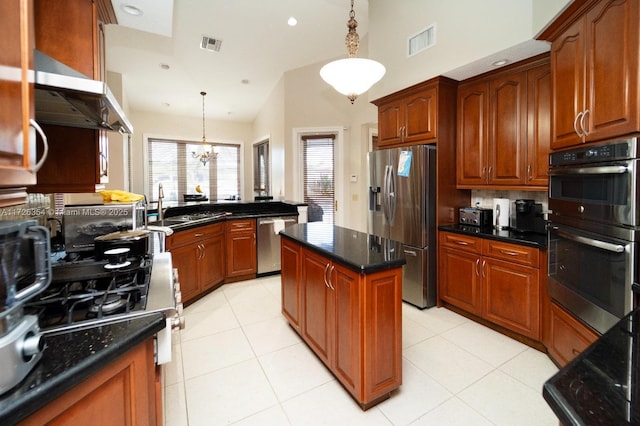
[226,219,256,232]
[482,239,539,267]
[168,222,224,248]
[548,302,599,367]
[439,232,481,253]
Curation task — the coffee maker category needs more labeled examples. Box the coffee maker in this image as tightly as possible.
[0,220,51,394]
[511,199,546,234]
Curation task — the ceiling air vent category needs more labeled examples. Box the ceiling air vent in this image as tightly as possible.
[201,36,223,52]
[408,24,436,57]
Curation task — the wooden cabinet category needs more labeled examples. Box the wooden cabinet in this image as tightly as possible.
[438,231,542,339]
[282,238,402,409]
[225,219,257,280]
[281,236,301,331]
[0,0,45,204]
[375,85,437,147]
[20,339,157,425]
[30,0,116,193]
[373,76,457,148]
[456,55,550,190]
[546,301,599,367]
[541,0,640,149]
[167,222,225,304]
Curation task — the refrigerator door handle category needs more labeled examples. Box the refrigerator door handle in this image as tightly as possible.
[388,165,397,225]
[382,165,391,224]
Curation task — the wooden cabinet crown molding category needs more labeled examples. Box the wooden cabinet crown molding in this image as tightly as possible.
[537,0,599,41]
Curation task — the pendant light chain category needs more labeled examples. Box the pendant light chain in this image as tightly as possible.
[345,0,359,58]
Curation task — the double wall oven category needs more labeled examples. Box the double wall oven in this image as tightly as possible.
[548,136,640,334]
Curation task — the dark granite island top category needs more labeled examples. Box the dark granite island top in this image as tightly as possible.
[279,222,406,273]
[0,313,165,424]
[543,307,640,425]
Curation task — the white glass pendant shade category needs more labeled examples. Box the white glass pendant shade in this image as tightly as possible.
[320,58,386,103]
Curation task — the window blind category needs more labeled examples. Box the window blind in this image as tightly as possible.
[147,138,240,202]
[301,134,335,223]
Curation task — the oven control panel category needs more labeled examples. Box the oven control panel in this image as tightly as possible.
[550,137,637,166]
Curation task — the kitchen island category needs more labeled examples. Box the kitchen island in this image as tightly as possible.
[279,223,405,409]
[0,313,165,425]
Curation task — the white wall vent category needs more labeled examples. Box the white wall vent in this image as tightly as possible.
[408,24,436,57]
[201,36,223,52]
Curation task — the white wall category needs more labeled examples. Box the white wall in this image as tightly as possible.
[128,109,253,199]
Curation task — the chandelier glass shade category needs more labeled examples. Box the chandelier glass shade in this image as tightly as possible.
[192,91,217,166]
[320,0,385,103]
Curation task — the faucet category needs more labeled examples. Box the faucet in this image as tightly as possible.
[158,183,164,221]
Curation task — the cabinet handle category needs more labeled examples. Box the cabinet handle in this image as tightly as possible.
[323,263,330,288]
[527,164,532,181]
[29,119,49,173]
[200,243,206,259]
[475,258,480,276]
[487,166,492,180]
[574,111,584,137]
[194,233,204,238]
[581,109,590,136]
[481,260,486,278]
[482,167,487,180]
[499,249,520,257]
[327,265,335,290]
[100,152,108,177]
[454,240,469,246]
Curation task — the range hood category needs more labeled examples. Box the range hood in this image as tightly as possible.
[34,50,133,134]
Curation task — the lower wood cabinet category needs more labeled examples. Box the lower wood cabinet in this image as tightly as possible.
[546,301,599,367]
[225,219,257,280]
[438,231,542,340]
[281,237,402,409]
[20,339,157,425]
[167,222,225,304]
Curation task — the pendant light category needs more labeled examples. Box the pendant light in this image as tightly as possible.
[192,91,217,166]
[320,0,385,104]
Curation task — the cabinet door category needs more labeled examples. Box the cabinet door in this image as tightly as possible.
[438,246,482,315]
[170,243,201,303]
[583,0,639,142]
[226,231,256,278]
[300,248,331,365]
[550,17,585,149]
[483,258,540,339]
[281,238,301,330]
[457,81,489,186]
[201,233,225,290]
[526,63,551,187]
[0,0,37,188]
[547,302,599,367]
[489,72,527,185]
[404,86,437,143]
[331,263,360,396]
[377,101,402,147]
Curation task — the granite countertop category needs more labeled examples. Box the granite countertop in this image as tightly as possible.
[0,313,165,424]
[438,224,547,249]
[543,307,640,425]
[280,222,406,273]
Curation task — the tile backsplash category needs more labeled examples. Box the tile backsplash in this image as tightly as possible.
[471,190,549,218]
[0,194,56,227]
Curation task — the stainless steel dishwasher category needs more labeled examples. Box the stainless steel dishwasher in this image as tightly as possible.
[257,215,297,275]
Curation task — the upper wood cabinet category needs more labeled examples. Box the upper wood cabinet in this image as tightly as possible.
[540,0,640,149]
[29,0,115,193]
[372,77,457,148]
[0,0,47,204]
[456,54,550,190]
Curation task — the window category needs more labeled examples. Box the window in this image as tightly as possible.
[253,140,269,197]
[147,138,240,202]
[302,134,335,224]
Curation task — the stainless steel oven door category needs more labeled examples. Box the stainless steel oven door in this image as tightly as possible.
[548,222,636,334]
[548,159,640,226]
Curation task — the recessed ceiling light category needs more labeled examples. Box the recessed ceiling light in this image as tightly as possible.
[160,63,170,70]
[162,102,170,107]
[287,16,297,26]
[121,4,143,16]
[241,79,250,85]
[492,59,509,67]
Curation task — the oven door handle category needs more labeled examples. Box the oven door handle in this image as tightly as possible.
[554,228,625,253]
[548,165,628,176]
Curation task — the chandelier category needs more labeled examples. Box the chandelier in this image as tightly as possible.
[320,0,385,104]
[192,91,217,166]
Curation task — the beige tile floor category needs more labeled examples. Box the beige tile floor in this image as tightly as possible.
[163,275,560,425]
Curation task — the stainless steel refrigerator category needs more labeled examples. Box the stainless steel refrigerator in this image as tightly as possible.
[367,145,436,308]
